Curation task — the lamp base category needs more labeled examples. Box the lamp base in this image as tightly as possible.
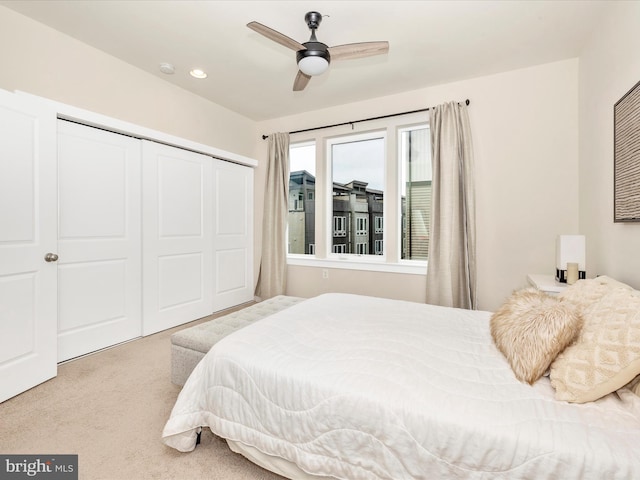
[555,268,586,283]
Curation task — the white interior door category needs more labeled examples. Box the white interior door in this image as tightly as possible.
[142,140,213,335]
[213,160,254,311]
[0,90,57,403]
[56,121,142,362]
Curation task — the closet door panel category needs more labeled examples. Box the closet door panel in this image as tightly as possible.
[58,137,127,238]
[213,160,254,311]
[57,121,142,361]
[57,260,127,331]
[158,156,203,236]
[157,253,203,309]
[0,90,57,403]
[142,141,213,335]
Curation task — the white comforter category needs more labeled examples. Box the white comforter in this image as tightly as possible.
[162,293,640,479]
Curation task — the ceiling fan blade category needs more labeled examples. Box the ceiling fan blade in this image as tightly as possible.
[247,21,306,51]
[328,41,389,61]
[293,71,311,91]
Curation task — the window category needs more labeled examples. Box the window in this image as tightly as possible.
[399,125,431,261]
[329,131,385,258]
[375,216,383,233]
[333,216,346,237]
[356,242,368,255]
[292,192,304,211]
[356,217,368,235]
[287,116,429,274]
[288,142,316,255]
[333,244,346,254]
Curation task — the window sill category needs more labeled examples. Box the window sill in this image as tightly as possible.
[287,255,427,275]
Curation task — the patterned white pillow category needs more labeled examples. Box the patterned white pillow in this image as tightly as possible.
[550,285,640,403]
[558,276,633,312]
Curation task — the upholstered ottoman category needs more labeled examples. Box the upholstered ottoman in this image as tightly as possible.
[171,295,304,386]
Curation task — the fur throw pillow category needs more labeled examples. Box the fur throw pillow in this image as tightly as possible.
[491,288,583,384]
[627,376,640,397]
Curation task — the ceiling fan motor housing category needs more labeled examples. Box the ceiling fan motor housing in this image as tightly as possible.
[304,11,322,29]
[247,10,389,88]
[297,12,330,76]
[297,42,330,64]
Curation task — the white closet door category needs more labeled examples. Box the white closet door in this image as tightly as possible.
[0,90,57,403]
[213,160,254,311]
[56,121,142,362]
[142,140,213,335]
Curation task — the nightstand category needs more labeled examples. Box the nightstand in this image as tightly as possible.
[527,274,568,296]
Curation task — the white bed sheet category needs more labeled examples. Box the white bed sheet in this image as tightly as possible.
[162,293,640,479]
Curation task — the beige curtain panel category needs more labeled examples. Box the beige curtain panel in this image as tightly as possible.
[425,102,477,309]
[255,132,290,300]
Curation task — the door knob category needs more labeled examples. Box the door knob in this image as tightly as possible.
[44,253,59,262]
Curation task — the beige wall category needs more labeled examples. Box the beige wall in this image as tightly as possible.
[0,6,257,157]
[2,5,591,312]
[578,1,640,289]
[256,59,580,311]
[287,266,427,303]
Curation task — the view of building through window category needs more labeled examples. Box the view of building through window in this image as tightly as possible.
[330,135,384,256]
[288,142,316,254]
[288,124,431,263]
[400,126,431,260]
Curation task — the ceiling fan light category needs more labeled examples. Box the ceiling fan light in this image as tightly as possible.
[298,56,329,76]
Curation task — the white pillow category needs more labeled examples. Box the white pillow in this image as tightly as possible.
[558,275,633,312]
[550,285,640,403]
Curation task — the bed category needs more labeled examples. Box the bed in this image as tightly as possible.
[162,290,640,479]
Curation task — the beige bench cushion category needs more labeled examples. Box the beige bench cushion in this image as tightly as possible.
[171,295,304,385]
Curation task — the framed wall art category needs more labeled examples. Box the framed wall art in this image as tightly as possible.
[614,79,640,222]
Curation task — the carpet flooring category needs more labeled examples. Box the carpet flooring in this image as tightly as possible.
[0,309,286,480]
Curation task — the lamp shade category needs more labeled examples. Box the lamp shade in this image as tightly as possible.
[298,56,329,76]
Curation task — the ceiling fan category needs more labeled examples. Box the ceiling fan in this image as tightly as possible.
[247,11,389,92]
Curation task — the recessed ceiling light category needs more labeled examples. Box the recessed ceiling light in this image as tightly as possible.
[189,69,207,79]
[159,63,175,75]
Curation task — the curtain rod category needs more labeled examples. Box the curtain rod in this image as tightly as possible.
[261,99,470,140]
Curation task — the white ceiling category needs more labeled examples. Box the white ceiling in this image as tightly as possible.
[0,0,611,121]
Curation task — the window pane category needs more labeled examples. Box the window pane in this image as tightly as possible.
[289,143,315,254]
[331,135,384,256]
[400,127,431,260]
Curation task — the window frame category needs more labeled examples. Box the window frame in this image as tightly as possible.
[356,217,368,236]
[287,140,317,260]
[375,239,384,255]
[286,115,429,276]
[333,244,346,254]
[375,216,384,234]
[333,216,346,237]
[397,123,431,265]
[326,130,387,263]
[356,242,368,255]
